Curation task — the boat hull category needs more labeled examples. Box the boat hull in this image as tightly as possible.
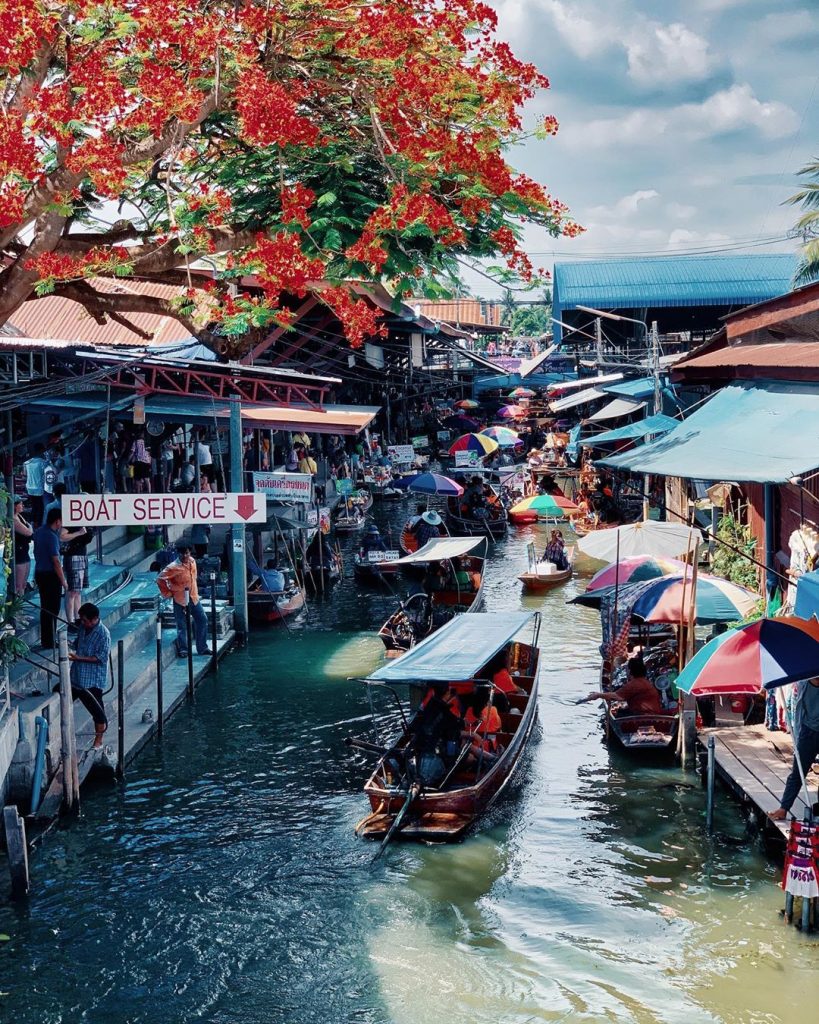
[248,588,306,623]
[518,568,572,590]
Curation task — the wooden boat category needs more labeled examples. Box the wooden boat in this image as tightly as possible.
[334,501,366,532]
[353,611,541,843]
[597,659,678,753]
[518,544,575,591]
[378,536,486,654]
[247,570,306,624]
[445,486,508,540]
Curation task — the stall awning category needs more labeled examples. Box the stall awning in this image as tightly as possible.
[600,377,658,399]
[379,536,483,566]
[549,387,606,412]
[240,403,379,435]
[546,372,623,394]
[585,414,680,447]
[588,398,646,422]
[599,381,819,483]
[366,612,535,683]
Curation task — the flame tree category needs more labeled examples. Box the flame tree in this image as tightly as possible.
[0,0,579,355]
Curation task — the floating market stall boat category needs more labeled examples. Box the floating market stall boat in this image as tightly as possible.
[445,484,508,539]
[378,536,486,654]
[518,542,575,591]
[352,611,541,844]
[247,568,306,624]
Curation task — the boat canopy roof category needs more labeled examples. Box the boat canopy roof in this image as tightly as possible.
[382,536,484,566]
[366,611,535,683]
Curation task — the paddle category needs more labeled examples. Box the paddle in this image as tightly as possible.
[372,781,421,862]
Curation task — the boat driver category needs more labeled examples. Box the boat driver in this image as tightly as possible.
[584,655,663,715]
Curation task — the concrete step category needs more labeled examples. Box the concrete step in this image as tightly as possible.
[124,573,163,611]
[100,525,129,552]
[99,533,147,568]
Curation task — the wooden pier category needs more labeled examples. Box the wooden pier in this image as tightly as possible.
[699,724,819,837]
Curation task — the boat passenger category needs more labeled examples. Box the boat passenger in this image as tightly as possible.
[463,690,503,759]
[423,562,448,594]
[414,510,443,547]
[584,656,662,715]
[259,559,286,594]
[462,476,486,516]
[407,503,426,531]
[448,556,474,591]
[360,524,387,556]
[489,652,526,696]
[543,530,570,571]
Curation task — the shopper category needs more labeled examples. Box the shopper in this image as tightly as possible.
[33,508,67,649]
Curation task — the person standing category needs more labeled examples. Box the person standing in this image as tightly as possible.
[69,602,111,748]
[157,543,213,658]
[13,497,32,595]
[769,678,819,822]
[129,430,153,494]
[33,508,67,649]
[196,432,214,484]
[63,525,92,626]
[24,443,47,527]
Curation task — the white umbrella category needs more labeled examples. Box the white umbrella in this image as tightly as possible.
[577,520,702,562]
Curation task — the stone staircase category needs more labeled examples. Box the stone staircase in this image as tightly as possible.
[3,524,236,809]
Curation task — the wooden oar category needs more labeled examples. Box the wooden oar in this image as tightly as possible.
[372,781,421,862]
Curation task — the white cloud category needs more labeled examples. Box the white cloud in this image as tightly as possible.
[542,0,611,59]
[588,189,660,219]
[666,229,732,249]
[666,202,697,221]
[564,83,798,148]
[626,23,713,86]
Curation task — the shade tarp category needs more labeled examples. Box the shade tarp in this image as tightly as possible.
[549,387,606,412]
[584,413,680,446]
[600,377,658,399]
[379,536,483,566]
[588,398,646,422]
[367,611,535,682]
[599,382,819,483]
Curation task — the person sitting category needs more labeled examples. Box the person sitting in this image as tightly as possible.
[422,562,448,594]
[489,652,526,696]
[258,559,286,594]
[413,510,442,547]
[448,556,473,592]
[462,689,504,763]
[407,503,426,531]
[463,476,487,517]
[360,523,387,557]
[543,530,569,571]
[584,656,663,715]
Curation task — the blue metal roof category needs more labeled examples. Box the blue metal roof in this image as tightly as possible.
[600,376,657,399]
[553,254,796,312]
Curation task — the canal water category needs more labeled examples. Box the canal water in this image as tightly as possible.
[1,502,816,1023]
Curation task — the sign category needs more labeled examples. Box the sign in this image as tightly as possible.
[411,435,429,450]
[133,397,146,425]
[455,450,480,468]
[368,549,400,562]
[436,430,450,441]
[336,478,353,496]
[319,506,331,534]
[306,509,318,527]
[387,444,414,464]
[252,471,312,504]
[62,492,266,528]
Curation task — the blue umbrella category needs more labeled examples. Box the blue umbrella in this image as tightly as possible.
[396,472,464,496]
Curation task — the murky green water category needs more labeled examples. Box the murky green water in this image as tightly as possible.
[1,504,815,1023]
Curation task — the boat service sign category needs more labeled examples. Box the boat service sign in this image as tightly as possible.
[252,471,313,504]
[62,493,267,527]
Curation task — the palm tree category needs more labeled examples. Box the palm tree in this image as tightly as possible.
[786,158,819,284]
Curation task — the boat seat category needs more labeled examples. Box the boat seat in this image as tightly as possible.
[506,693,527,712]
[501,712,522,732]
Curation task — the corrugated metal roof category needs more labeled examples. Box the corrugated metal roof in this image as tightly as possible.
[412,298,504,327]
[553,254,797,310]
[673,341,819,380]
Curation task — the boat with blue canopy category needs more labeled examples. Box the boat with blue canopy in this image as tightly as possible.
[350,611,541,845]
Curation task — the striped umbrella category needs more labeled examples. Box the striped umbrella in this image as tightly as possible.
[676,617,819,696]
[629,573,759,625]
[585,555,690,593]
[509,493,579,523]
[448,432,499,456]
[508,387,536,399]
[454,399,480,410]
[497,404,525,420]
[480,426,522,448]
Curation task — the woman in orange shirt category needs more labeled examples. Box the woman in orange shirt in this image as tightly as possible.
[463,690,503,759]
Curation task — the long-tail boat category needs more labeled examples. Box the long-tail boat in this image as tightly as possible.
[351,611,541,843]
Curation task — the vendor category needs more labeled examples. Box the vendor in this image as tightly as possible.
[543,530,569,571]
[584,656,662,715]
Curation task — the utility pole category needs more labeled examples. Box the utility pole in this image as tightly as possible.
[595,317,603,367]
[229,399,249,638]
[650,320,661,415]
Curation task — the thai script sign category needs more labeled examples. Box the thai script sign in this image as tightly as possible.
[387,444,415,464]
[454,450,480,467]
[252,472,313,504]
[411,435,429,449]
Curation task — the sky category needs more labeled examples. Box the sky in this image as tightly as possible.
[465,0,819,296]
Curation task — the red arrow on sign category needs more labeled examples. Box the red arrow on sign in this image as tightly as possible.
[235,495,257,520]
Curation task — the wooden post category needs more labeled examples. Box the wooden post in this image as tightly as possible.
[229,399,249,636]
[705,735,716,834]
[117,637,125,778]
[184,588,194,698]
[58,632,79,811]
[210,573,218,674]
[155,617,164,740]
[3,806,29,899]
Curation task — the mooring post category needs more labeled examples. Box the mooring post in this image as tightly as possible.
[184,587,194,698]
[210,572,218,674]
[706,735,716,834]
[58,631,78,811]
[117,638,125,778]
[155,616,164,740]
[3,806,29,899]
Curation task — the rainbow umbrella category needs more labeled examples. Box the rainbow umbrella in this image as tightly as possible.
[397,472,463,496]
[448,433,499,456]
[509,493,579,523]
[480,426,521,448]
[454,398,480,410]
[508,387,536,399]
[585,555,690,593]
[629,573,758,625]
[676,616,819,696]
[497,404,525,420]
